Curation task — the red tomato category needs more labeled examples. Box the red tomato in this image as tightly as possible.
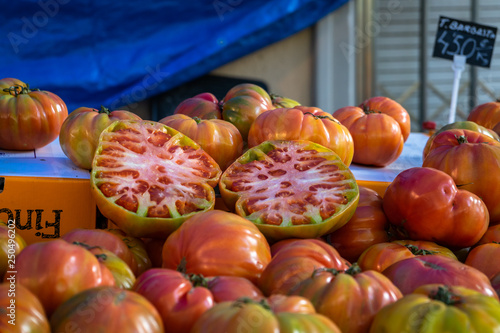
[289,264,402,333]
[258,238,350,296]
[221,83,274,140]
[467,100,500,129]
[59,106,142,169]
[382,167,489,248]
[422,120,500,159]
[357,240,457,272]
[61,228,140,276]
[333,96,410,166]
[0,79,68,150]
[423,129,500,225]
[0,282,50,333]
[465,243,500,280]
[219,140,359,241]
[11,239,114,316]
[477,224,500,244]
[190,296,341,333]
[162,210,271,284]
[133,268,263,333]
[247,106,354,166]
[324,186,390,263]
[382,255,498,299]
[0,221,26,281]
[159,114,244,170]
[174,92,222,119]
[49,286,164,333]
[90,120,222,239]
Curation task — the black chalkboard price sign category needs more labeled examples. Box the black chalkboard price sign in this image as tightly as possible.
[432,16,497,68]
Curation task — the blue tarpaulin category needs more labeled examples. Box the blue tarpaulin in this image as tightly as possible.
[1,0,348,112]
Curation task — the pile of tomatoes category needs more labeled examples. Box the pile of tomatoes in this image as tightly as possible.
[1,77,500,332]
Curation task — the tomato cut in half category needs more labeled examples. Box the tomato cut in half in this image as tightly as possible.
[219,140,359,241]
[91,120,222,239]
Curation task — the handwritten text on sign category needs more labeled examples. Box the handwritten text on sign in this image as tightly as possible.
[432,16,497,68]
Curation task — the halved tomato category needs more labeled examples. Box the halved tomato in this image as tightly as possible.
[90,120,222,239]
[219,140,359,241]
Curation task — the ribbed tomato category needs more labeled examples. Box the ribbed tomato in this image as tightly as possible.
[423,129,500,225]
[422,120,500,159]
[49,286,164,333]
[59,106,142,169]
[161,210,271,284]
[11,240,114,316]
[133,268,263,333]
[382,167,489,248]
[382,255,498,299]
[258,238,350,296]
[289,264,402,333]
[0,78,25,93]
[0,79,68,150]
[0,282,50,333]
[221,83,274,140]
[465,243,500,280]
[467,100,500,129]
[90,120,222,238]
[219,140,359,241]
[173,92,222,119]
[357,240,457,273]
[333,96,410,167]
[247,106,354,166]
[370,284,500,333]
[324,186,390,263]
[190,296,341,333]
[159,114,243,170]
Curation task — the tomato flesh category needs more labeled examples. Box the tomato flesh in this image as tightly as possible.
[220,140,359,240]
[91,120,221,238]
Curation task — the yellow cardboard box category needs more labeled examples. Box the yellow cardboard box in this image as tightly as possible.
[0,139,96,244]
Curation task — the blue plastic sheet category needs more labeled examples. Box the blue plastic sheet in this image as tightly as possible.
[1,0,348,112]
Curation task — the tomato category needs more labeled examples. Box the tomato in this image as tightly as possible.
[332,96,410,167]
[382,255,498,299]
[190,297,341,333]
[422,120,500,159]
[61,228,140,276]
[90,120,222,239]
[11,239,114,316]
[221,83,274,140]
[142,237,166,268]
[82,245,136,289]
[477,224,500,245]
[289,264,402,333]
[270,93,301,108]
[0,79,68,150]
[59,106,142,169]
[106,227,153,276]
[0,220,26,281]
[465,243,500,280]
[258,238,350,296]
[492,272,500,298]
[423,129,500,225]
[162,210,271,284]
[0,282,50,333]
[159,114,244,170]
[357,240,457,273]
[219,140,359,241]
[370,284,500,333]
[133,268,263,333]
[467,100,500,129]
[174,92,222,119]
[324,186,390,263]
[247,106,354,166]
[382,167,489,248]
[0,78,25,94]
[49,286,164,333]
